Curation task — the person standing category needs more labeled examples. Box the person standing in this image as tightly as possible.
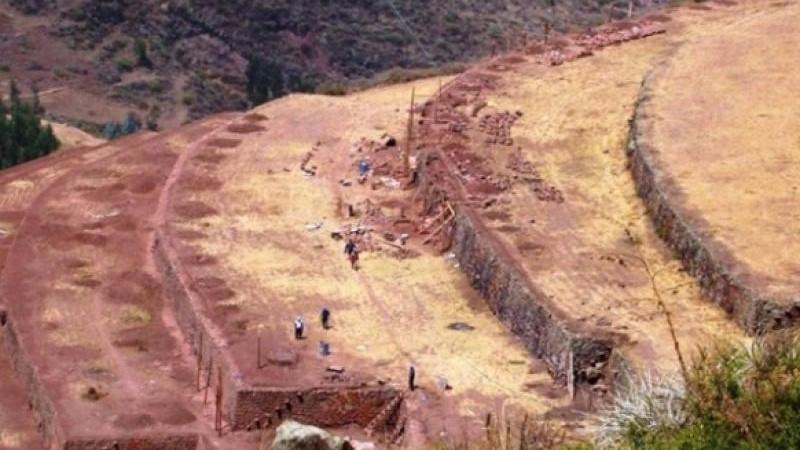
[344,239,359,270]
[294,316,304,340]
[349,247,360,270]
[408,365,416,391]
[344,239,356,257]
[321,307,331,329]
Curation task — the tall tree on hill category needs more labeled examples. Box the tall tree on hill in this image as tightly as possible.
[246,56,286,106]
[0,80,60,170]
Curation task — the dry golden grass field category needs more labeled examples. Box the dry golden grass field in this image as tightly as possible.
[636,0,800,330]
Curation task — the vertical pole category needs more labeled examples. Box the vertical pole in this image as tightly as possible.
[434,79,441,124]
[257,333,262,369]
[437,79,443,124]
[567,350,575,400]
[195,333,203,391]
[204,354,214,405]
[216,368,224,436]
[405,87,415,177]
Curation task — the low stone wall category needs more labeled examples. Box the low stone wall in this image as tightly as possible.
[1,311,67,449]
[63,434,199,450]
[235,386,398,431]
[627,75,800,335]
[153,230,244,419]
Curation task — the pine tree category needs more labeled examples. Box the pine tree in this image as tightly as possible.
[0,97,8,169]
[9,79,20,107]
[31,83,43,115]
[0,81,60,170]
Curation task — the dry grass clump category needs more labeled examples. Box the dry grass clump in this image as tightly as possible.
[595,329,800,449]
[429,414,569,450]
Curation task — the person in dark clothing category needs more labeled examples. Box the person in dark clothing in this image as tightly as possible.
[408,365,416,391]
[321,307,331,329]
[349,248,359,270]
[344,239,356,256]
[344,238,359,270]
[294,316,304,340]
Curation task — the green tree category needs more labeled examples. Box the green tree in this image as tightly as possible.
[133,38,152,68]
[0,80,60,170]
[246,56,285,105]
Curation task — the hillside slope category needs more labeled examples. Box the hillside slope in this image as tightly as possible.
[0,0,664,131]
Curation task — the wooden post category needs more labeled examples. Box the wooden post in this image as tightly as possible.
[204,354,214,405]
[215,368,224,436]
[195,333,203,391]
[567,350,575,400]
[405,87,415,177]
[257,333,262,369]
[434,79,441,124]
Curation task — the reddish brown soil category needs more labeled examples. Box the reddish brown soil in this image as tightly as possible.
[0,331,44,449]
[0,118,256,449]
[227,123,266,134]
[207,138,242,148]
[174,201,219,219]
[243,113,269,122]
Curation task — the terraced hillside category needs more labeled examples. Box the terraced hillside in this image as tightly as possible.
[0,0,664,130]
[630,0,800,334]
[0,0,796,448]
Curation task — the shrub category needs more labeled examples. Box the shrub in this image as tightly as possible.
[146,105,160,131]
[133,38,152,68]
[115,57,134,72]
[601,329,800,449]
[102,112,141,139]
[315,81,347,96]
[596,371,686,448]
[428,413,568,450]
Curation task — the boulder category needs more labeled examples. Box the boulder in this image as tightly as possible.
[350,441,376,450]
[269,420,353,450]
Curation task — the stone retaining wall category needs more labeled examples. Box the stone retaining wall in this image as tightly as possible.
[415,154,620,387]
[1,313,65,448]
[627,74,800,335]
